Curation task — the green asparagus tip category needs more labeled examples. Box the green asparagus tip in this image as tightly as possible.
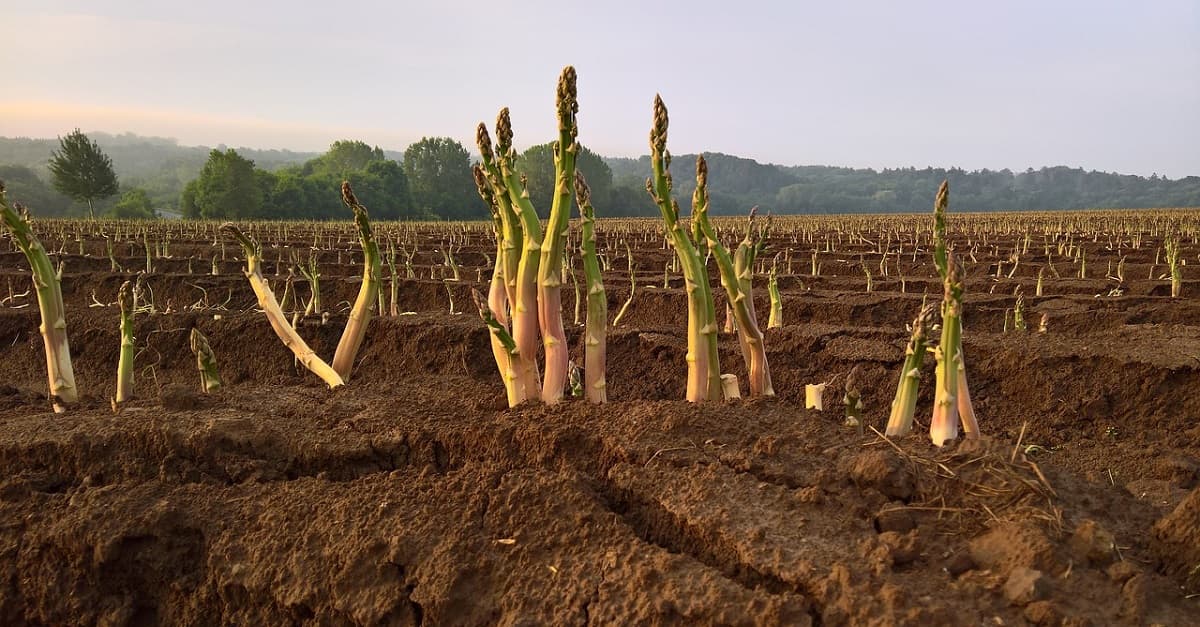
[557,66,578,129]
[118,280,133,312]
[496,108,513,155]
[945,250,965,297]
[936,179,949,212]
[651,95,668,154]
[845,364,863,396]
[696,155,708,187]
[341,181,359,208]
[476,123,494,159]
[220,222,257,254]
[470,288,489,317]
[914,302,936,338]
[472,164,491,199]
[574,171,591,205]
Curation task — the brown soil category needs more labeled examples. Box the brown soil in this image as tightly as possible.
[0,219,1198,625]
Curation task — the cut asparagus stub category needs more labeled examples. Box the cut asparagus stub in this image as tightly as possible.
[721,374,741,400]
[885,304,935,437]
[115,280,135,404]
[0,189,77,412]
[331,182,381,381]
[805,383,827,411]
[189,328,223,393]
[575,172,607,404]
[222,223,344,388]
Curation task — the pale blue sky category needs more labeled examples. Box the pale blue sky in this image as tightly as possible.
[2,0,1197,177]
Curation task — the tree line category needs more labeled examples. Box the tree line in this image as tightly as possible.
[1,132,1197,219]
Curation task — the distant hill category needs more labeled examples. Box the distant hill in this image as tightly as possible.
[606,154,1200,216]
[2,132,1198,218]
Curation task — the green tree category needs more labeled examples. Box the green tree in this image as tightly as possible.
[354,159,420,220]
[187,149,263,219]
[402,137,479,220]
[109,187,156,219]
[516,142,614,216]
[48,129,119,218]
[0,165,74,216]
[303,140,386,179]
[181,179,200,218]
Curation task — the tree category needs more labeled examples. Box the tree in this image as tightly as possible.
[109,188,156,219]
[516,142,614,216]
[354,159,421,220]
[303,140,386,179]
[402,137,480,220]
[0,165,74,217]
[187,149,263,219]
[48,129,119,218]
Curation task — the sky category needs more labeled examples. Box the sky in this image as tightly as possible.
[1,0,1198,178]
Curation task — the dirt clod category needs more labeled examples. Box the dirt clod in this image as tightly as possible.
[944,552,977,577]
[160,383,203,411]
[875,507,916,533]
[1150,486,1200,592]
[1067,519,1116,567]
[1004,567,1049,605]
[849,449,915,501]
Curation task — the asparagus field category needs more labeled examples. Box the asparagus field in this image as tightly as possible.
[0,201,1198,624]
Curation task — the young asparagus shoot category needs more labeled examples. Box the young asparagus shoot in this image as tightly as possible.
[612,240,636,326]
[1013,291,1027,332]
[767,253,783,329]
[537,66,579,404]
[885,303,935,437]
[575,172,607,403]
[485,110,543,400]
[693,157,774,396]
[1165,233,1182,298]
[387,241,399,316]
[844,364,864,436]
[928,180,980,443]
[933,180,950,279]
[115,280,135,404]
[471,288,522,406]
[474,164,523,406]
[331,182,381,380]
[734,207,765,360]
[189,327,223,393]
[0,185,77,412]
[646,95,720,402]
[931,251,965,447]
[221,223,344,388]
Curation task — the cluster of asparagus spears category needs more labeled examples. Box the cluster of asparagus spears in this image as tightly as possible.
[470,66,607,407]
[885,181,981,445]
[646,96,775,401]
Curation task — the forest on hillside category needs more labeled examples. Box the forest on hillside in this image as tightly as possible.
[2,133,1197,219]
